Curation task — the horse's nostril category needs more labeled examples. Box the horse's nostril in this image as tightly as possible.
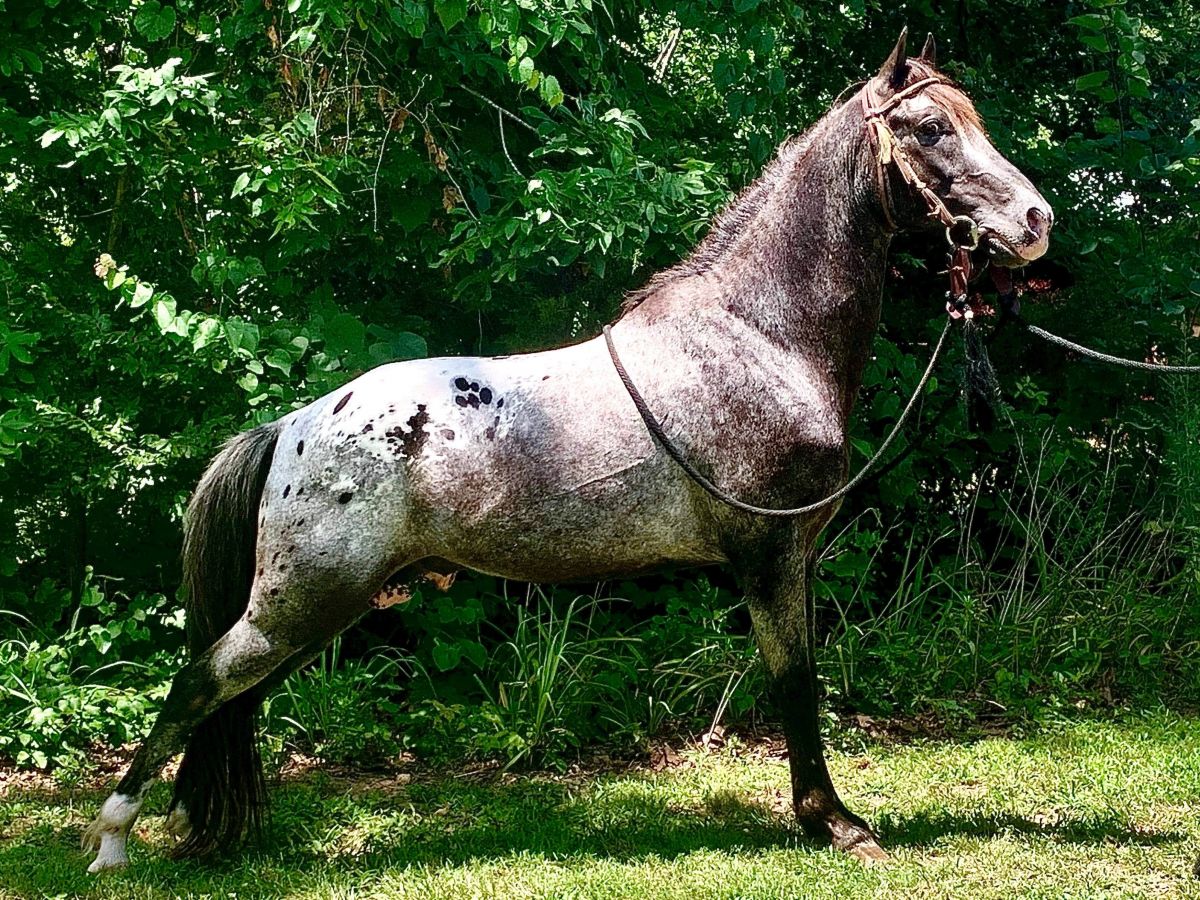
[1026,207,1051,240]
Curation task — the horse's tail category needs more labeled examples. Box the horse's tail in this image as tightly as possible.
[170,420,281,857]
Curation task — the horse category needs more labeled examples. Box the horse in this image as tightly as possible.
[83,29,1052,872]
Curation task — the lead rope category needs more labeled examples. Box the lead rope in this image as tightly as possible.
[1013,315,1200,373]
[602,318,954,517]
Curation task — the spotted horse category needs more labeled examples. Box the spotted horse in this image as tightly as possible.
[84,30,1051,872]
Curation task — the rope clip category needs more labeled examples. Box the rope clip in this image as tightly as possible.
[946,293,974,321]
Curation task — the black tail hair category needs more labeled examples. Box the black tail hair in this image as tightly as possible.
[170,421,280,857]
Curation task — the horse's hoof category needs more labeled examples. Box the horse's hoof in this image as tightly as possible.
[87,849,129,874]
[165,803,193,841]
[84,830,130,873]
[846,839,890,865]
[83,815,131,873]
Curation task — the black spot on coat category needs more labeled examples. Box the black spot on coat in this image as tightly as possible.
[333,392,354,414]
[400,405,431,457]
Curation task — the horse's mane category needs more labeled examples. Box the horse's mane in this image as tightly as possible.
[620,129,818,311]
[620,61,980,313]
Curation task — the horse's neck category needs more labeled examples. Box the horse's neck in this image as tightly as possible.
[722,107,890,408]
[633,102,891,418]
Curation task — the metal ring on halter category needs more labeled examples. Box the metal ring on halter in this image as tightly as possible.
[945,214,980,250]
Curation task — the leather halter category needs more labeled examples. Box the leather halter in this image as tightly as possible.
[861,76,981,317]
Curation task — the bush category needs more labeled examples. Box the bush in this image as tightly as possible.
[816,430,1200,718]
[0,575,181,770]
[263,637,411,767]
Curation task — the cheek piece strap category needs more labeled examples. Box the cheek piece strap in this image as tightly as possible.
[861,76,981,318]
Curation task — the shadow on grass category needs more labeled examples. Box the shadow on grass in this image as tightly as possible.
[877,808,1183,849]
[0,769,1186,897]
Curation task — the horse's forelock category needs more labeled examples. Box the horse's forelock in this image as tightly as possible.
[902,60,984,132]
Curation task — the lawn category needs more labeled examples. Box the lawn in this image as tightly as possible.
[1,713,1198,899]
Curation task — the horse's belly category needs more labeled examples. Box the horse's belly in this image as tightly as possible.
[430,473,727,582]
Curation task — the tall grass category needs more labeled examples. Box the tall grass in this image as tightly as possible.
[820,430,1199,715]
[264,636,415,765]
[473,585,760,769]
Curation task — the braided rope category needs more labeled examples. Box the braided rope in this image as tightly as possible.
[602,319,954,517]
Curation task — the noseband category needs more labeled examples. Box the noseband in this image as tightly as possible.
[862,77,979,317]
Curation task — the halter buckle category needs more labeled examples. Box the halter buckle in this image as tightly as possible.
[946,215,980,251]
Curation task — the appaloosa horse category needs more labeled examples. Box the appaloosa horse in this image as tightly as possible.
[84,30,1051,871]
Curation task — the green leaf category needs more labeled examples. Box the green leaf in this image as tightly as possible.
[1075,71,1111,91]
[392,332,428,360]
[289,25,317,53]
[152,298,177,333]
[540,74,564,107]
[518,56,535,84]
[264,348,293,373]
[324,313,366,358]
[192,317,220,351]
[134,0,177,42]
[225,319,260,354]
[461,640,487,669]
[431,641,462,672]
[1068,13,1107,30]
[130,281,154,308]
[434,0,467,31]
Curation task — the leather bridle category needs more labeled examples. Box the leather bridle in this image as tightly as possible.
[861,76,981,318]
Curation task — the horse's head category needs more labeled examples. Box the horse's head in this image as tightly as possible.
[865,29,1052,267]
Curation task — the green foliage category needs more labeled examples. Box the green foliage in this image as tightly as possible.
[0,574,182,770]
[281,581,759,771]
[1,0,1197,771]
[263,637,410,765]
[818,430,1200,718]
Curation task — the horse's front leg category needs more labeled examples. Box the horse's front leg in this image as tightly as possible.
[736,528,887,862]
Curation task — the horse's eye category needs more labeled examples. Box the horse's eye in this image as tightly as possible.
[917,119,944,146]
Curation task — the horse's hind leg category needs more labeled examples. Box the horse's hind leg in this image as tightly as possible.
[83,580,373,872]
[733,524,886,862]
[162,632,350,844]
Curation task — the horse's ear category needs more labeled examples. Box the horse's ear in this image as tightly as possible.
[878,27,909,90]
[920,32,936,67]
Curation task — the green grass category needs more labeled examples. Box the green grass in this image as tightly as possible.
[2,713,1199,899]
